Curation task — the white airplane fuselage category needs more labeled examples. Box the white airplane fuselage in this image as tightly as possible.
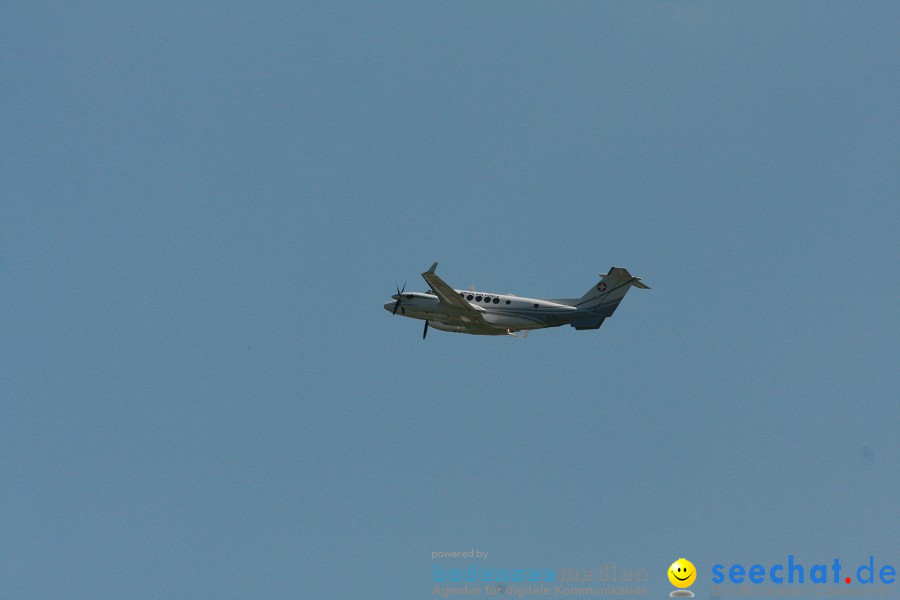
[383,290,576,334]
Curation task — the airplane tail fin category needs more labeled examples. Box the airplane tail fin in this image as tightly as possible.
[573,267,649,317]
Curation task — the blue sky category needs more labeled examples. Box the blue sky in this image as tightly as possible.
[1,3,897,598]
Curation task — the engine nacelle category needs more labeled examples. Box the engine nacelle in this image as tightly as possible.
[481,312,536,329]
[426,322,470,334]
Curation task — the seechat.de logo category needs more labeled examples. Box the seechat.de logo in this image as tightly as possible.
[711,556,896,585]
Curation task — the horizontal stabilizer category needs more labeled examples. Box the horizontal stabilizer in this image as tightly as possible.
[573,266,649,315]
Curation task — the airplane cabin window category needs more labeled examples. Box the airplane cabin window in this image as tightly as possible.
[533,304,539,308]
[493,297,499,304]
[505,300,511,304]
[467,295,473,300]
[476,296,482,302]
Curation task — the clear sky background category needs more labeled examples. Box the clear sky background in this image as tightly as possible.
[1,2,897,599]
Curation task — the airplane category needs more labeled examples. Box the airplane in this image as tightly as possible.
[384,263,649,338]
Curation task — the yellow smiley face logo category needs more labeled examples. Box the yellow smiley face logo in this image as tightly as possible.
[668,558,696,588]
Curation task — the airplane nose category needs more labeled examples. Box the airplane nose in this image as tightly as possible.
[384,302,395,312]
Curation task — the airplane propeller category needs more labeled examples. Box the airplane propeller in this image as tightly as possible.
[391,282,406,315]
[423,320,429,339]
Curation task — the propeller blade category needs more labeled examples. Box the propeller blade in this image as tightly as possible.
[392,282,407,315]
[423,320,429,339]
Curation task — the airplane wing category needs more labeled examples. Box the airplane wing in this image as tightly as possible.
[421,263,485,314]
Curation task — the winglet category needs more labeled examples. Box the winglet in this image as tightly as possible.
[426,262,438,274]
